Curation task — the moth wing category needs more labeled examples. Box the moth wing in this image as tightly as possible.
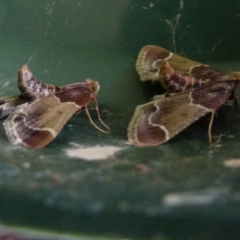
[128,93,210,146]
[128,79,235,146]
[136,45,221,81]
[0,95,27,119]
[3,95,80,149]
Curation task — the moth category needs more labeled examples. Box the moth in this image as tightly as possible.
[128,45,240,146]
[1,65,109,149]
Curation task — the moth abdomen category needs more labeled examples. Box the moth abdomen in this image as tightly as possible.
[18,65,61,100]
[159,61,209,92]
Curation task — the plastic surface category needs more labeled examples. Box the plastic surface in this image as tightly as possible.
[0,1,240,239]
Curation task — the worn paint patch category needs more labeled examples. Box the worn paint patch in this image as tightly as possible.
[66,145,124,161]
[224,159,240,168]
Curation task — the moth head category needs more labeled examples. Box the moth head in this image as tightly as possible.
[230,72,240,80]
[83,79,100,95]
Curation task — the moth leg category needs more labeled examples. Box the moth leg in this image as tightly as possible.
[84,107,108,133]
[208,111,215,143]
[93,98,110,130]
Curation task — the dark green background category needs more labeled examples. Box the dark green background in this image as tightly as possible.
[0,0,240,239]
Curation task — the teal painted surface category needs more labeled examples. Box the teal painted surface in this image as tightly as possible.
[0,0,240,239]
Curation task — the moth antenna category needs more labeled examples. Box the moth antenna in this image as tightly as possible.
[0,94,20,104]
[84,107,108,133]
[93,98,110,130]
[208,112,215,143]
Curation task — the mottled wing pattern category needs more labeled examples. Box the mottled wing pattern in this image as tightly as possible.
[128,80,236,146]
[136,45,222,82]
[128,93,208,146]
[3,95,81,149]
[136,45,201,81]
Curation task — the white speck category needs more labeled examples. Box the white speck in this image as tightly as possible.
[163,193,212,206]
[46,1,55,15]
[142,2,155,10]
[66,145,125,161]
[2,81,10,88]
[163,188,229,207]
[22,162,31,169]
[180,0,184,10]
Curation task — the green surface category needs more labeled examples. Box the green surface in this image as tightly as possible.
[0,0,240,239]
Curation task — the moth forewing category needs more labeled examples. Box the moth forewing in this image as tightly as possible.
[136,45,201,82]
[136,45,235,87]
[0,95,28,119]
[128,93,209,146]
[128,81,237,146]
[3,96,81,149]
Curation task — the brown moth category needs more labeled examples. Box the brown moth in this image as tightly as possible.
[128,45,240,146]
[2,66,109,149]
